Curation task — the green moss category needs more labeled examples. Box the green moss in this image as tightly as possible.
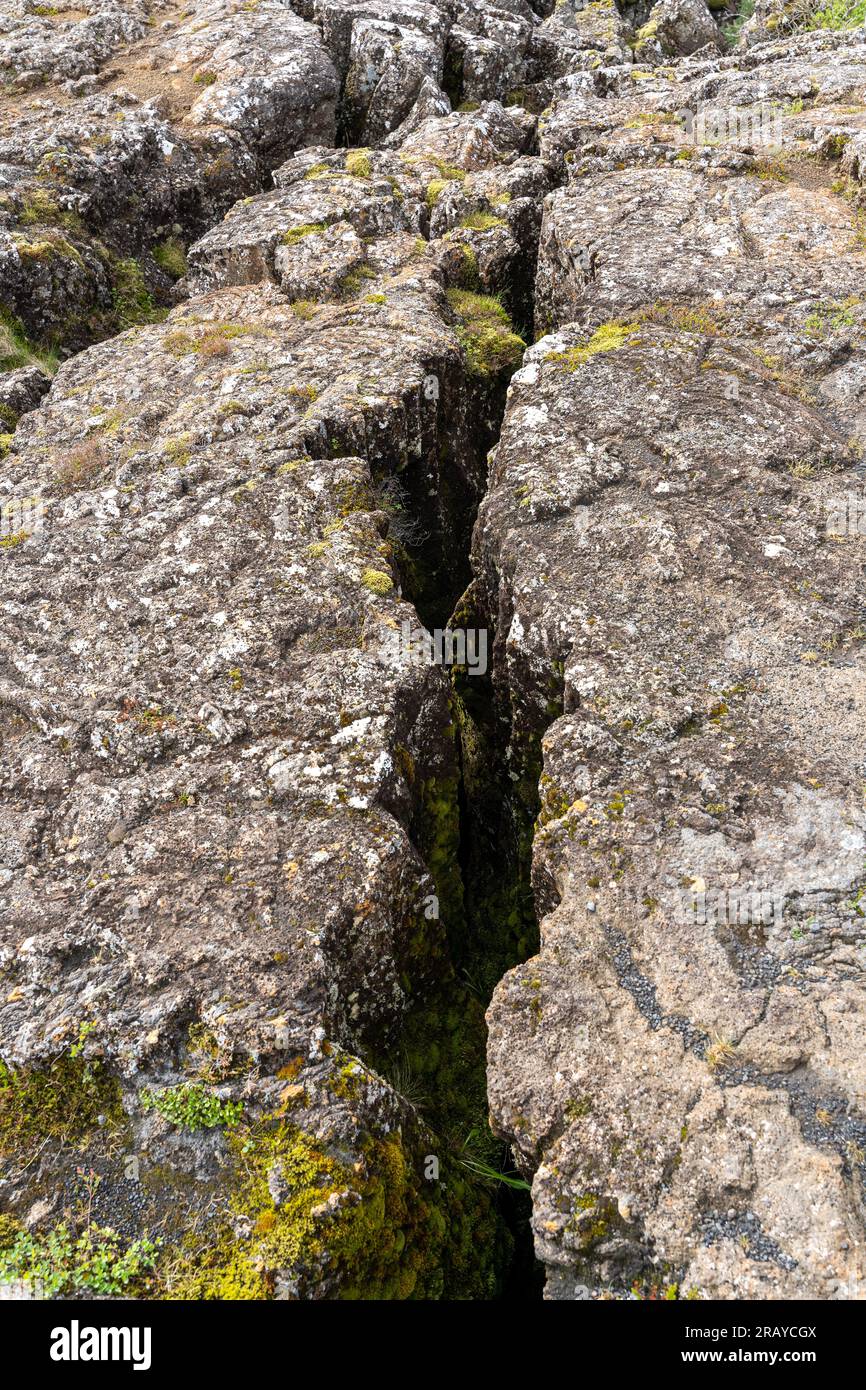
[425,158,467,209]
[18,188,83,232]
[0,1214,20,1251]
[426,178,448,208]
[333,479,375,515]
[458,212,507,232]
[140,1083,243,1130]
[0,1049,124,1163]
[565,1193,618,1247]
[446,289,525,378]
[361,566,393,595]
[415,773,465,941]
[804,295,859,338]
[164,1109,502,1301]
[537,774,573,827]
[625,111,683,129]
[111,257,160,329]
[0,529,28,548]
[753,155,789,182]
[153,237,188,279]
[0,307,58,374]
[282,221,328,246]
[545,320,639,370]
[345,149,373,178]
[339,264,377,297]
[155,434,189,469]
[13,232,81,265]
[430,158,467,183]
[290,299,319,320]
[454,243,480,290]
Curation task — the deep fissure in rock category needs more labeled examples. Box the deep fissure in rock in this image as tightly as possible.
[378,354,550,1297]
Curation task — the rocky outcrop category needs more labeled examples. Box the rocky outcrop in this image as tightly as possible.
[481,313,866,1297]
[0,0,340,358]
[635,0,725,59]
[480,24,866,1299]
[0,89,531,1300]
[0,0,623,370]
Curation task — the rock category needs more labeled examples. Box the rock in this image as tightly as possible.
[0,1,150,90]
[0,1,339,349]
[0,66,535,1297]
[637,0,725,57]
[186,103,547,326]
[481,311,866,1296]
[0,365,51,426]
[477,39,866,1289]
[1,0,865,1306]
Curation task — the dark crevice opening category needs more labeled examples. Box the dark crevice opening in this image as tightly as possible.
[378,344,546,1296]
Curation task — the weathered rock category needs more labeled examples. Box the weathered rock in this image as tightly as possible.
[477,24,866,1297]
[185,103,545,326]
[2,0,866,1306]
[0,0,339,349]
[535,164,866,384]
[480,309,866,1297]
[0,364,50,427]
[538,28,866,179]
[0,58,541,1282]
[0,0,150,90]
[636,0,725,58]
[0,264,517,1295]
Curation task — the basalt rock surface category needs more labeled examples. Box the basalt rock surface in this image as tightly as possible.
[1,0,866,1302]
[0,82,532,1300]
[480,23,866,1300]
[0,0,340,359]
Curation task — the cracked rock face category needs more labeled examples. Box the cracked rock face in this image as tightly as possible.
[480,23,866,1301]
[1,0,866,1302]
[0,0,340,354]
[480,318,866,1298]
[0,79,533,1299]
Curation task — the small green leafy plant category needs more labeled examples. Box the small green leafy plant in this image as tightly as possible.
[141,1083,243,1130]
[0,1224,160,1297]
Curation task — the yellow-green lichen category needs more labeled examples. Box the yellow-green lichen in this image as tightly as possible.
[345,149,373,178]
[361,567,393,595]
[282,222,328,246]
[544,320,640,370]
